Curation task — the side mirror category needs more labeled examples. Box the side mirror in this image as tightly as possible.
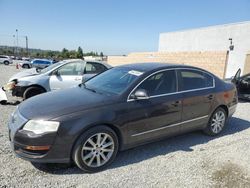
[131,89,149,100]
[54,70,60,76]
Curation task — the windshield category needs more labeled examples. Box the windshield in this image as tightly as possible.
[40,61,64,74]
[84,67,144,95]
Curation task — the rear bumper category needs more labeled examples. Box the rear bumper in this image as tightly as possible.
[228,104,237,117]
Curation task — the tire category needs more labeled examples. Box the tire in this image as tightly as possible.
[3,61,9,65]
[23,86,46,100]
[23,64,30,69]
[203,107,227,136]
[72,126,119,173]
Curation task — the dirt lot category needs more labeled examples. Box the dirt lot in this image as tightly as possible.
[0,65,250,188]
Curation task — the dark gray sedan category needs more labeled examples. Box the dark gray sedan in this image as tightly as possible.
[8,63,238,172]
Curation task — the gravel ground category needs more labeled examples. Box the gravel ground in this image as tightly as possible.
[0,65,250,188]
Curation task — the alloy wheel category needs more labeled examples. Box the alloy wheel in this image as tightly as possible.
[211,110,226,134]
[81,133,115,168]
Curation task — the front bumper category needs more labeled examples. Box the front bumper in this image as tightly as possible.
[8,110,72,163]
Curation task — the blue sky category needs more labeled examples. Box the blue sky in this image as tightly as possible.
[0,0,250,55]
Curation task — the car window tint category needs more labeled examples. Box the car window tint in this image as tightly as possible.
[179,69,213,91]
[58,62,84,75]
[85,62,107,74]
[137,70,177,96]
[85,63,96,74]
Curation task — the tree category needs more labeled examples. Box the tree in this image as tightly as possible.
[61,48,69,58]
[100,52,104,57]
[77,47,83,58]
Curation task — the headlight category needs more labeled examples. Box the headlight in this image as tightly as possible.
[3,81,16,91]
[22,120,60,134]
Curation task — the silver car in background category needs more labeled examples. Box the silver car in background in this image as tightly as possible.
[0,55,13,65]
[4,59,111,99]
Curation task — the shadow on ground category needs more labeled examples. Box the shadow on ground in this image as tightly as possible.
[31,116,250,174]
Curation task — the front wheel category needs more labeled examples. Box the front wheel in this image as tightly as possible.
[4,61,9,65]
[72,126,119,173]
[203,107,227,136]
[23,86,46,100]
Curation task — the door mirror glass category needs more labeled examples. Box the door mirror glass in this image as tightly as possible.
[131,89,149,100]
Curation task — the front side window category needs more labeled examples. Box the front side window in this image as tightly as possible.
[179,69,213,91]
[57,62,84,76]
[136,70,177,96]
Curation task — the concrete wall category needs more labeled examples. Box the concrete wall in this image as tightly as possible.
[243,52,250,74]
[159,21,250,78]
[108,51,228,78]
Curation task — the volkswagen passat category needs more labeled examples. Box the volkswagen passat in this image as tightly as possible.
[8,63,238,172]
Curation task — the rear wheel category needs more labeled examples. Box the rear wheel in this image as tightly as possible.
[203,107,227,136]
[4,61,9,65]
[23,86,46,100]
[72,126,119,173]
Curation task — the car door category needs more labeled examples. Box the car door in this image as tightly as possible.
[49,61,85,90]
[238,73,250,96]
[127,69,182,144]
[83,62,108,82]
[177,69,214,132]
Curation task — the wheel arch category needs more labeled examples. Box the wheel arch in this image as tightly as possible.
[25,84,47,92]
[215,104,229,117]
[70,123,124,161]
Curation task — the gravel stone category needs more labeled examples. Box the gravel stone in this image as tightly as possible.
[0,64,250,187]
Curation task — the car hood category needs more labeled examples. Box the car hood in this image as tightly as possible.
[9,68,39,81]
[18,87,115,120]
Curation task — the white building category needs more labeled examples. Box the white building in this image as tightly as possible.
[159,21,250,78]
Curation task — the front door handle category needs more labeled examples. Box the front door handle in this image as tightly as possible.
[171,100,181,107]
[74,77,82,81]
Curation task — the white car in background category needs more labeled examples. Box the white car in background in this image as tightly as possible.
[4,59,111,99]
[0,55,13,65]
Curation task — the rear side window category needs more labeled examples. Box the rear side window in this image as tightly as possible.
[137,70,177,96]
[179,69,214,91]
[85,62,107,74]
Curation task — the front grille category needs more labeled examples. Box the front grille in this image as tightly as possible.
[9,108,28,142]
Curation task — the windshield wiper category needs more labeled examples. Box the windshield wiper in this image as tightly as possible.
[82,83,96,93]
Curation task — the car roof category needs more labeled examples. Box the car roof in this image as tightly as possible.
[33,58,52,62]
[62,59,112,68]
[117,62,202,72]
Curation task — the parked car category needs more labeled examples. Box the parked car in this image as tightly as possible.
[18,59,32,69]
[229,69,250,101]
[4,59,111,99]
[0,55,13,65]
[30,59,53,69]
[8,63,237,172]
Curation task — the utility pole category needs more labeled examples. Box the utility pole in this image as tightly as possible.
[16,29,19,56]
[13,35,15,55]
[25,36,28,56]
